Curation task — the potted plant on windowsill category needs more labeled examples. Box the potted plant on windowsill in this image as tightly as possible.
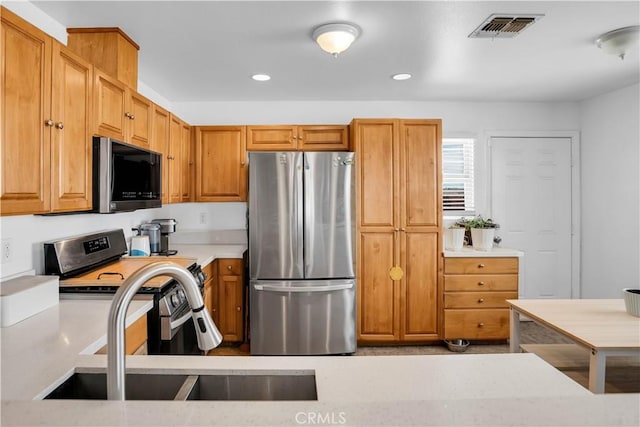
[455,215,500,251]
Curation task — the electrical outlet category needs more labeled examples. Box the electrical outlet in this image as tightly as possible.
[1,238,12,264]
[199,212,208,225]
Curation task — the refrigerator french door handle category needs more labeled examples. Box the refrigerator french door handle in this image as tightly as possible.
[253,283,354,292]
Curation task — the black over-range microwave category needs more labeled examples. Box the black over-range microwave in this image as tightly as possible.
[92,136,162,213]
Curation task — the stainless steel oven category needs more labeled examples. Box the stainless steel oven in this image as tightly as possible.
[44,229,209,356]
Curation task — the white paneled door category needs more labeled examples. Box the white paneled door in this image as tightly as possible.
[490,137,572,299]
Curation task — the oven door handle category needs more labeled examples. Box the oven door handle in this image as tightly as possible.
[170,310,192,331]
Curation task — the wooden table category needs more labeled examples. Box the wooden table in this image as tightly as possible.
[508,299,640,393]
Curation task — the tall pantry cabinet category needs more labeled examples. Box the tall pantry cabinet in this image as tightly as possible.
[352,119,442,343]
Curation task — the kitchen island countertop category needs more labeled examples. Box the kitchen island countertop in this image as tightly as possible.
[1,297,639,426]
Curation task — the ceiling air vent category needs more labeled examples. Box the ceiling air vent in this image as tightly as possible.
[469,14,544,39]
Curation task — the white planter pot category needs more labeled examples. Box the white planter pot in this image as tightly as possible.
[471,228,495,251]
[444,228,465,251]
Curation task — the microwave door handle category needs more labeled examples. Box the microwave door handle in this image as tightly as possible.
[253,283,353,293]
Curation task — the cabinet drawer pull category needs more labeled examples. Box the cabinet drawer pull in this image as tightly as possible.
[478,263,485,268]
[477,322,485,328]
[227,265,232,271]
[478,281,486,286]
[236,306,241,312]
[478,298,485,303]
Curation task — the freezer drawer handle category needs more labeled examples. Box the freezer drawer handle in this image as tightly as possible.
[254,283,353,292]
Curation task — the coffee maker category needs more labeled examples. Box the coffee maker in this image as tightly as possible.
[133,223,161,254]
[150,218,178,255]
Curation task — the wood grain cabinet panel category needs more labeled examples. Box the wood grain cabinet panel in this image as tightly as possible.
[168,115,183,203]
[443,256,520,340]
[93,68,152,149]
[194,126,247,202]
[1,8,92,215]
[353,118,442,344]
[151,104,170,204]
[247,125,349,151]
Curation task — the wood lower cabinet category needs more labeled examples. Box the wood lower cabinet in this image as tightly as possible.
[443,257,519,340]
[1,8,92,215]
[202,259,244,343]
[217,259,244,343]
[194,126,247,202]
[95,315,148,355]
[353,118,442,343]
[247,125,349,151]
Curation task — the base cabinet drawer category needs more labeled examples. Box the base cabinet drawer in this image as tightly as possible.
[444,274,518,291]
[444,292,517,309]
[444,257,518,274]
[444,309,510,339]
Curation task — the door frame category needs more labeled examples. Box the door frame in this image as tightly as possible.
[483,130,581,298]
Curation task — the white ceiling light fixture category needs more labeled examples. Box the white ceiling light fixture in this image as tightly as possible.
[312,23,360,58]
[251,74,271,81]
[392,73,412,81]
[596,25,640,60]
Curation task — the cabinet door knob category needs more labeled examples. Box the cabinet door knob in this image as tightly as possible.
[478,281,486,286]
[477,322,485,328]
[227,265,232,271]
[478,298,485,303]
[55,122,64,129]
[478,263,485,268]
[236,306,241,311]
[45,119,54,126]
[130,114,135,120]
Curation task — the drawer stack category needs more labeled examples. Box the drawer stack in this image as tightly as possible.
[443,257,518,340]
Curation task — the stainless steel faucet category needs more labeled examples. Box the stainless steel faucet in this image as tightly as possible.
[106,262,222,400]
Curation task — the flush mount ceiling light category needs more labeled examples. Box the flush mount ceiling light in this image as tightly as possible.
[392,73,412,81]
[312,23,360,57]
[251,74,271,81]
[596,25,640,60]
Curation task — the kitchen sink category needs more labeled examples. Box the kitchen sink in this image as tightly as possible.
[44,371,317,401]
[185,373,317,401]
[44,373,188,400]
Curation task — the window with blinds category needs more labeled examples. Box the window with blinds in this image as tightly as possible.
[442,138,475,214]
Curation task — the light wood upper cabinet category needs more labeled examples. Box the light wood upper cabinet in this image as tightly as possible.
[1,8,52,215]
[128,91,152,149]
[50,42,93,213]
[194,126,247,202]
[1,8,92,215]
[93,68,151,148]
[151,104,170,204]
[180,123,193,202]
[67,27,139,90]
[353,118,442,343]
[168,115,183,203]
[247,125,349,151]
[93,68,127,141]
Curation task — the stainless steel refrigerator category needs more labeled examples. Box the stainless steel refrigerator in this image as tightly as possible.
[249,151,356,355]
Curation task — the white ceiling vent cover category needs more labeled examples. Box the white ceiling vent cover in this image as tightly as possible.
[469,14,544,39]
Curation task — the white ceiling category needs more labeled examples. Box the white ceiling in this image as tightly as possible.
[30,1,640,103]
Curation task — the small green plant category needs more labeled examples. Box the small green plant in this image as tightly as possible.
[454,215,500,229]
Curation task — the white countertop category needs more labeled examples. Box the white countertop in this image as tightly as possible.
[1,299,638,426]
[444,246,524,257]
[2,239,638,426]
[1,298,152,401]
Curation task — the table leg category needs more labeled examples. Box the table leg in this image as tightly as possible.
[588,349,606,394]
[509,307,521,353]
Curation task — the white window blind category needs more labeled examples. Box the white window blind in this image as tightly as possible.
[442,138,475,213]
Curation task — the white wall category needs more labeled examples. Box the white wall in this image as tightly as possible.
[580,83,640,298]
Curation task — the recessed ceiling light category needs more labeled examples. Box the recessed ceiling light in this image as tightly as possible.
[251,74,271,81]
[392,73,412,81]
